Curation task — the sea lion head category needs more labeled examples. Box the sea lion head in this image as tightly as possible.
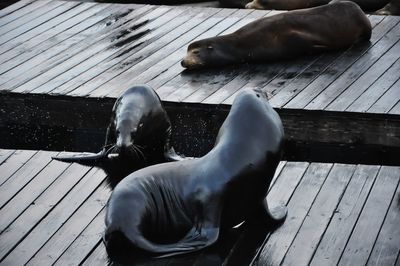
[109,85,171,159]
[181,39,236,70]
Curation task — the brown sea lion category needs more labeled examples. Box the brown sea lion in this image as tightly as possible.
[245,0,389,12]
[103,89,287,262]
[374,0,400,15]
[181,1,371,70]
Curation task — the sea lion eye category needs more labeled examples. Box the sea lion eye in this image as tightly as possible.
[207,45,213,50]
[193,50,200,55]
[138,122,143,128]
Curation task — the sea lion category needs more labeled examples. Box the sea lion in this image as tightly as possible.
[53,85,183,188]
[245,0,389,12]
[374,0,400,15]
[104,88,287,261]
[181,1,371,70]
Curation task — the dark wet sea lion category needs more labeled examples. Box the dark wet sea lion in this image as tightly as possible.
[181,1,371,70]
[245,0,388,12]
[53,85,183,188]
[104,88,287,261]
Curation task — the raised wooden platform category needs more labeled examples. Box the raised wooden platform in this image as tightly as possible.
[0,0,399,112]
[0,149,399,265]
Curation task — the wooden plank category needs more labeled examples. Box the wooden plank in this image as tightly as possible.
[0,3,116,83]
[0,167,106,265]
[0,163,91,261]
[0,3,104,64]
[326,40,400,111]
[27,184,110,265]
[8,6,153,93]
[64,6,218,97]
[254,163,333,266]
[54,210,106,266]
[347,59,400,112]
[0,0,52,27]
[390,100,400,115]
[0,1,68,45]
[80,241,108,266]
[368,78,400,114]
[31,7,185,95]
[270,160,287,189]
[0,150,37,186]
[338,166,400,266]
[0,2,96,56]
[0,149,15,165]
[267,15,387,108]
[0,0,34,19]
[309,165,381,266]
[367,179,400,266]
[281,164,356,266]
[203,54,318,104]
[283,16,399,110]
[0,2,111,69]
[0,159,70,233]
[0,150,57,208]
[308,29,400,111]
[87,7,229,98]
[49,6,190,95]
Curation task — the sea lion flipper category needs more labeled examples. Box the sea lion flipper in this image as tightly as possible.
[248,199,287,227]
[52,150,106,167]
[155,224,220,258]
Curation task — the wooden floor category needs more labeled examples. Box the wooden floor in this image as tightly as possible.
[0,0,399,114]
[0,149,399,265]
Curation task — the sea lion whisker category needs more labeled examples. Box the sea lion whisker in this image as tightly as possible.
[132,144,146,161]
[105,144,117,155]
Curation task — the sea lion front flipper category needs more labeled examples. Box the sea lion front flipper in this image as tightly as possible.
[248,198,287,227]
[52,150,107,167]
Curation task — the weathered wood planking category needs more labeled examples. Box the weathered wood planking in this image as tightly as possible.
[1,149,399,265]
[0,1,399,115]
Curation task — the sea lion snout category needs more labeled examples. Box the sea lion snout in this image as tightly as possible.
[181,55,198,69]
[181,49,205,69]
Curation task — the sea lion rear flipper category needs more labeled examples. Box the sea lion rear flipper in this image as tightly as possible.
[155,205,222,258]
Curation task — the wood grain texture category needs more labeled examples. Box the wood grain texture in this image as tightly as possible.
[338,166,400,266]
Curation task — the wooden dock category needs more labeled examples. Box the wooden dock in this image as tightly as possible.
[1,0,400,264]
[0,149,399,265]
[0,0,399,111]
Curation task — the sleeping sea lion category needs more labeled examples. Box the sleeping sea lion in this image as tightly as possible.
[104,88,287,262]
[374,0,400,15]
[181,1,371,70]
[245,0,389,12]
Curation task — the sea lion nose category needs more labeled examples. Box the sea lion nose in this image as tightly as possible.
[116,136,131,152]
[181,59,188,68]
